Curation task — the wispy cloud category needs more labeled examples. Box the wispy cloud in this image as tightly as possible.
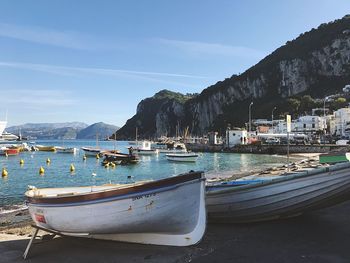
[0,23,109,50]
[156,38,266,59]
[0,61,206,79]
[2,89,76,109]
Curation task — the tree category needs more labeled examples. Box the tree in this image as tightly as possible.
[332,97,347,109]
[300,95,315,113]
[287,98,301,115]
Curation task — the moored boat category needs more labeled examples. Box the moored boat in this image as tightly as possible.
[102,151,139,165]
[25,171,206,246]
[81,147,103,156]
[36,145,56,152]
[206,162,350,223]
[166,152,199,162]
[136,141,158,155]
[55,146,78,154]
[0,146,20,156]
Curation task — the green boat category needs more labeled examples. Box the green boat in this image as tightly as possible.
[319,152,350,164]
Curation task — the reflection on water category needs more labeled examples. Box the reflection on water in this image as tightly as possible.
[0,140,288,206]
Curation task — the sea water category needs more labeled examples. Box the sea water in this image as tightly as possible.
[0,140,290,207]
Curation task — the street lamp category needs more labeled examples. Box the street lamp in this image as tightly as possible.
[271,106,277,134]
[249,101,253,132]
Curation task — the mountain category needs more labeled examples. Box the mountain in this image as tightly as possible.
[115,90,195,140]
[6,122,88,139]
[116,15,350,139]
[77,122,119,140]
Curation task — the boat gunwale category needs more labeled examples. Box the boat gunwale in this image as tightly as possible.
[26,171,204,205]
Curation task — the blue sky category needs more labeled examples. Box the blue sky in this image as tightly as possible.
[1,0,350,126]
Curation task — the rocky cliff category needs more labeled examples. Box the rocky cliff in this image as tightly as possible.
[116,15,350,139]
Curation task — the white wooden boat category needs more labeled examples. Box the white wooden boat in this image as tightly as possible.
[206,162,350,223]
[81,147,102,156]
[25,171,206,246]
[166,152,199,162]
[55,146,77,154]
[136,141,158,155]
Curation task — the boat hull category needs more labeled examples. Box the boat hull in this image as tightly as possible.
[166,153,198,162]
[136,149,158,155]
[81,147,101,156]
[26,172,206,246]
[36,146,56,152]
[55,147,77,154]
[206,163,350,223]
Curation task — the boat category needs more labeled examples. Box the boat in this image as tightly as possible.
[166,152,199,162]
[102,150,139,165]
[25,171,206,246]
[55,146,78,154]
[206,161,350,223]
[136,141,158,155]
[36,145,56,152]
[81,147,103,156]
[157,142,187,153]
[319,151,350,164]
[0,146,20,156]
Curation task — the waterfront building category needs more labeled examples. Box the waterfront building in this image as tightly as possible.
[293,115,326,134]
[333,108,350,137]
[226,129,247,147]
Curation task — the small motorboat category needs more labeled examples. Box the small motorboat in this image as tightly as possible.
[81,147,103,156]
[55,146,78,154]
[206,161,350,223]
[0,146,20,156]
[158,142,187,153]
[36,145,56,152]
[25,171,206,246]
[136,141,158,155]
[166,152,199,162]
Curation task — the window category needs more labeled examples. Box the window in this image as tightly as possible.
[303,124,306,128]
[312,124,315,128]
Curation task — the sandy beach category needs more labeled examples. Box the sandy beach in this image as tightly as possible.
[1,199,350,263]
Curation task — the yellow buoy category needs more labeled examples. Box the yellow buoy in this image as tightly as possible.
[96,154,100,159]
[46,158,51,164]
[83,155,87,161]
[104,162,110,168]
[2,168,8,177]
[20,159,24,165]
[70,164,75,172]
[110,162,116,168]
[39,166,45,175]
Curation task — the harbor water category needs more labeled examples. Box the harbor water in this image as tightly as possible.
[0,140,290,208]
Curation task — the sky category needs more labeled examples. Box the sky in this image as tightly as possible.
[0,0,350,127]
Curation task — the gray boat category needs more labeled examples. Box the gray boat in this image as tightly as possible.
[206,162,350,223]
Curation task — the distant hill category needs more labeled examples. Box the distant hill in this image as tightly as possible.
[76,122,119,140]
[6,122,88,139]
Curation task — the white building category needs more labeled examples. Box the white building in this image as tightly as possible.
[333,108,350,137]
[293,115,326,133]
[226,129,247,147]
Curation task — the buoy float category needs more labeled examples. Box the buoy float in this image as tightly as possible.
[104,162,110,168]
[83,155,87,161]
[2,168,8,177]
[39,166,45,175]
[110,162,116,168]
[70,164,75,172]
[96,154,100,159]
[20,159,24,165]
[92,172,97,176]
[46,158,51,164]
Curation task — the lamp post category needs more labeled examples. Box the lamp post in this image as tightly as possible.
[249,102,253,132]
[271,106,277,134]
